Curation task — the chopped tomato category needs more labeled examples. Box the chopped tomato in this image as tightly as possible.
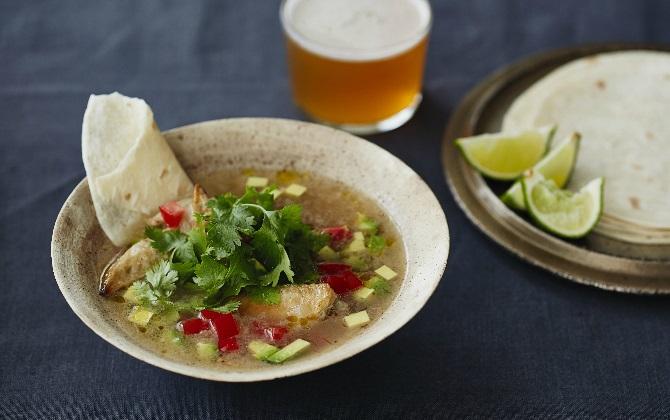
[317,262,351,275]
[322,271,362,294]
[322,226,352,245]
[159,201,185,228]
[178,318,210,335]
[218,336,239,352]
[200,310,240,339]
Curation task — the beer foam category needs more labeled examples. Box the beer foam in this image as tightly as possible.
[282,0,431,61]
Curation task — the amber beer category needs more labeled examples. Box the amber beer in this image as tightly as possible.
[281,0,431,134]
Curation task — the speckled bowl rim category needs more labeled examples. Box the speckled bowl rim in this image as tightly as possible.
[51,118,449,382]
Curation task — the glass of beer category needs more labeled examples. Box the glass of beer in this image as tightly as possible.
[280,0,431,134]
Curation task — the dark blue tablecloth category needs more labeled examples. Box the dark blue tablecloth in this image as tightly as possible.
[3,1,670,418]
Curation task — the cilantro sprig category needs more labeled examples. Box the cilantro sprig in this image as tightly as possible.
[130,186,328,313]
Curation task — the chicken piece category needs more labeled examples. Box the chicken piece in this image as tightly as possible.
[101,186,209,296]
[240,284,337,324]
[192,184,209,215]
[99,239,161,295]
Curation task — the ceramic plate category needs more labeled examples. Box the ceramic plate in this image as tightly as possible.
[442,44,670,294]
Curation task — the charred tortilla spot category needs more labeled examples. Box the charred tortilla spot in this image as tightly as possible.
[629,196,641,210]
[595,80,606,90]
[124,192,132,200]
[645,131,655,141]
[160,168,169,179]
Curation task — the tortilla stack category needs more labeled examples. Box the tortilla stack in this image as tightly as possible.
[503,51,670,258]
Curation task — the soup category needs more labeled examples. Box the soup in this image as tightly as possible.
[101,170,405,369]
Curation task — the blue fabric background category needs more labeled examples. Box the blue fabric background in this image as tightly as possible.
[2,1,670,418]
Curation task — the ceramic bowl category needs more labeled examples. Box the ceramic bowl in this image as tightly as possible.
[51,118,449,382]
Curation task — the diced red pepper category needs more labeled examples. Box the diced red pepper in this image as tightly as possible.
[159,201,185,229]
[263,326,288,342]
[218,336,239,352]
[178,317,210,335]
[317,262,351,275]
[322,271,362,294]
[322,226,352,245]
[252,321,289,343]
[200,310,240,339]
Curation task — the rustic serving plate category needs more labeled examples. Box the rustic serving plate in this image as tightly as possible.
[442,44,670,294]
[52,118,449,381]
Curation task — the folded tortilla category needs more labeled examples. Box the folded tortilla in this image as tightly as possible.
[503,51,670,238]
[82,92,193,246]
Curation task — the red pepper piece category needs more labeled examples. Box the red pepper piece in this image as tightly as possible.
[179,317,210,335]
[317,262,351,275]
[322,226,352,245]
[264,326,288,342]
[322,271,362,294]
[218,336,239,352]
[252,321,289,343]
[159,201,185,229]
[200,310,240,339]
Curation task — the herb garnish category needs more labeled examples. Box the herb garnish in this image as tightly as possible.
[130,187,328,313]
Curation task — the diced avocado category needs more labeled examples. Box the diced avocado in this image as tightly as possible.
[374,265,397,280]
[366,235,386,255]
[344,232,366,253]
[122,287,142,305]
[356,213,379,235]
[343,254,369,271]
[266,339,311,364]
[364,276,390,294]
[127,306,154,327]
[248,340,280,360]
[343,310,370,328]
[318,245,339,261]
[284,183,307,197]
[155,309,180,325]
[246,176,268,188]
[161,328,184,345]
[196,341,219,361]
[353,287,374,301]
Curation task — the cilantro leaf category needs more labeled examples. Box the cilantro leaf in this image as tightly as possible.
[206,223,240,259]
[245,286,281,305]
[252,218,294,286]
[145,226,196,263]
[194,255,229,292]
[210,300,241,313]
[128,260,179,311]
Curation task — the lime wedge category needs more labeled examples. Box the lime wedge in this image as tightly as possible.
[501,132,581,210]
[522,173,604,239]
[456,125,555,180]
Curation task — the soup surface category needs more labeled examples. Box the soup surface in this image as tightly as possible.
[103,170,405,369]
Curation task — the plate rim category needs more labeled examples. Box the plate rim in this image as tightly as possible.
[442,43,670,295]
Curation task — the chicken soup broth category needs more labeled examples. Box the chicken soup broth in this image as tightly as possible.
[105,170,405,369]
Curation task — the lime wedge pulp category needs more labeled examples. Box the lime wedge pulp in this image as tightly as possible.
[501,132,581,210]
[456,125,555,181]
[522,173,604,239]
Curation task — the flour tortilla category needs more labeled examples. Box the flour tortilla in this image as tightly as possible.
[503,51,670,237]
[82,92,193,246]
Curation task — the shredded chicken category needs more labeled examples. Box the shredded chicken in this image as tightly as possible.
[99,239,160,295]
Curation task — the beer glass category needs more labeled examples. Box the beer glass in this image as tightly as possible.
[280,0,431,134]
